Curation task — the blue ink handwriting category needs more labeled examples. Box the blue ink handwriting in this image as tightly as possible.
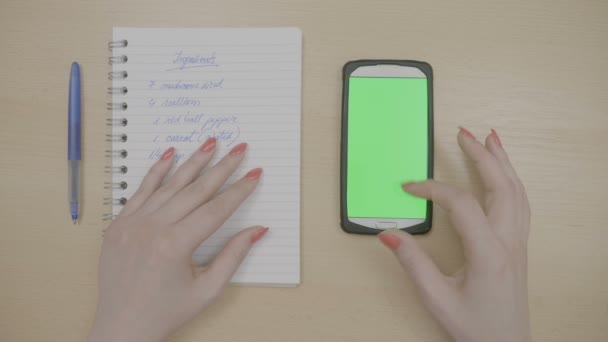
[152,112,205,125]
[167,51,218,71]
[146,79,224,91]
[147,147,185,164]
[148,113,240,146]
[148,97,201,108]
[157,128,240,146]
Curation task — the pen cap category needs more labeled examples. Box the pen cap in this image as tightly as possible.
[68,62,81,160]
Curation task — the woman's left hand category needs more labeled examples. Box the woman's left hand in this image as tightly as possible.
[89,140,268,342]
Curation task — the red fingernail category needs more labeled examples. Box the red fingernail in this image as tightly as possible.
[378,233,401,250]
[459,126,476,140]
[229,142,248,155]
[160,147,175,160]
[490,129,503,147]
[251,227,269,243]
[244,168,263,180]
[199,137,217,152]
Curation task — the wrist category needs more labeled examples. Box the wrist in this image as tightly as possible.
[88,315,164,342]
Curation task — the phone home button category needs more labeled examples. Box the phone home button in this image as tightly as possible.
[375,222,398,229]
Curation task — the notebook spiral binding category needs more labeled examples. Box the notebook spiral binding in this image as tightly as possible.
[104,39,130,220]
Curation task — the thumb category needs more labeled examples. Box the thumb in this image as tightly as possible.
[196,226,269,299]
[378,230,452,300]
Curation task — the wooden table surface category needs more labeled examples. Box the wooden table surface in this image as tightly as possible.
[1,0,607,341]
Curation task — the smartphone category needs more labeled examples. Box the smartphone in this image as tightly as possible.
[340,60,433,235]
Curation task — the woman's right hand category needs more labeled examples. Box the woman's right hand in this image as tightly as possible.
[378,128,531,342]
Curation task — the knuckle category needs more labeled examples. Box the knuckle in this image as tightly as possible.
[474,150,494,165]
[204,285,223,303]
[474,153,517,193]
[494,180,517,200]
[153,183,175,200]
[104,222,130,246]
[199,278,224,304]
[458,190,477,204]
[494,255,513,275]
[237,178,257,195]
[225,245,245,264]
[471,151,498,173]
[144,163,167,184]
[207,197,233,219]
[167,170,192,188]
[489,172,515,193]
[484,241,515,273]
[399,248,419,267]
[215,157,235,171]
[191,177,211,196]
[152,232,181,260]
[512,175,524,189]
[504,178,519,194]
[518,181,531,206]
[192,150,211,164]
[103,225,120,242]
[207,159,240,184]
[508,240,528,259]
[450,190,478,212]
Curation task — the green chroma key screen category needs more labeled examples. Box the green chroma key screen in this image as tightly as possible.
[347,76,428,219]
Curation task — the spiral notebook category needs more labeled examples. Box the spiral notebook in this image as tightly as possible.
[108,27,301,286]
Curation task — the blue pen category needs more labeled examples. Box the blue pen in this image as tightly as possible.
[68,62,81,224]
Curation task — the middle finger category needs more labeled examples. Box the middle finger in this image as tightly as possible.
[139,137,217,214]
[157,142,249,222]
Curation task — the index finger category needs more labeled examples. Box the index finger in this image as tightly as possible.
[403,180,498,261]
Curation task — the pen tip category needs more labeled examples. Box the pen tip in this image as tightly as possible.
[73,219,77,224]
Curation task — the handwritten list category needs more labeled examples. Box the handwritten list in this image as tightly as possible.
[111,28,302,286]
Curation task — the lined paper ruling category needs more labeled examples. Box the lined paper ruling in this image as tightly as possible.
[110,28,301,286]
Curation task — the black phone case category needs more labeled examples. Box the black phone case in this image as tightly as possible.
[340,60,434,235]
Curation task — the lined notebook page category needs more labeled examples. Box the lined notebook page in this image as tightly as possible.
[111,28,301,285]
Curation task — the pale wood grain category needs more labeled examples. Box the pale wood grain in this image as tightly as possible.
[1,0,607,341]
